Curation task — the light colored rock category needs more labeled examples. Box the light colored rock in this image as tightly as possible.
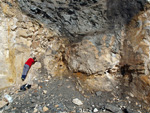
[85,74,117,92]
[0,100,8,108]
[72,98,83,106]
[0,110,3,113]
[48,76,51,80]
[33,108,38,113]
[93,108,98,112]
[34,62,42,69]
[147,0,150,3]
[65,39,120,75]
[43,106,49,112]
[43,90,47,94]
[4,94,13,103]
[17,28,32,38]
[95,91,102,96]
[1,3,15,16]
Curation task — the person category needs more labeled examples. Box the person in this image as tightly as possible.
[21,57,37,81]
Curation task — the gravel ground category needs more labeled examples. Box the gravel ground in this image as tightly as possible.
[0,74,149,113]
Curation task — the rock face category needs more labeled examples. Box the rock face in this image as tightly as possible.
[1,0,150,106]
[64,38,121,75]
[0,2,31,88]
[0,1,66,89]
[16,0,150,105]
[17,0,148,75]
[17,0,147,39]
[122,9,150,104]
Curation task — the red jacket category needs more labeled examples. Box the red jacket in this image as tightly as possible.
[25,58,35,67]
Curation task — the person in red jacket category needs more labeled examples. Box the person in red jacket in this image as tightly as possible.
[21,57,37,81]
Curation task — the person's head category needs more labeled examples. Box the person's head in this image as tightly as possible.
[33,57,36,60]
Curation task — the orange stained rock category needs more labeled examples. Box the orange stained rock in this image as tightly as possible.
[110,36,115,48]
[73,72,89,81]
[1,2,15,16]
[145,92,150,103]
[55,105,59,108]
[7,78,14,83]
[140,75,150,86]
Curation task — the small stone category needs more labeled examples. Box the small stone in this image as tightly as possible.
[34,108,38,113]
[136,102,138,105]
[48,76,51,80]
[43,106,49,112]
[139,104,142,107]
[45,80,49,82]
[126,96,129,99]
[43,90,47,94]
[93,108,98,112]
[105,104,122,113]
[37,96,40,100]
[95,91,102,96]
[72,98,83,106]
[31,99,36,103]
[129,93,134,97]
[67,86,70,88]
[55,105,59,108]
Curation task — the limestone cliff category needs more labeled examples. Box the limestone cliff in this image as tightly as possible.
[0,0,66,89]
[1,0,150,106]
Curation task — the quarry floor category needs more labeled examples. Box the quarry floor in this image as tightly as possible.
[0,73,149,113]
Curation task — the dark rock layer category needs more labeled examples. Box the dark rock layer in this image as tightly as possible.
[18,0,146,42]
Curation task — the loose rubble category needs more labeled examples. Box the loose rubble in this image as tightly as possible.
[0,75,149,113]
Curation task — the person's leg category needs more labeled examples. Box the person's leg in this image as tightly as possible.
[21,64,30,81]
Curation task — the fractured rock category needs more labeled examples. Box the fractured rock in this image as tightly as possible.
[17,28,32,38]
[95,91,102,96]
[105,104,123,113]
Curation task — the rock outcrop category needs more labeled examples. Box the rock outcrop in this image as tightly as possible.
[17,0,149,76]
[0,0,66,89]
[1,0,150,107]
[122,9,150,104]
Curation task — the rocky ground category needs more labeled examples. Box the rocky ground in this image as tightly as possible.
[0,73,149,113]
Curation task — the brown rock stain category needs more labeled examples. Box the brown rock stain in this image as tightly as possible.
[1,2,15,16]
[140,75,150,86]
[6,21,17,84]
[73,72,89,81]
[102,35,107,47]
[131,76,150,104]
[110,36,115,48]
